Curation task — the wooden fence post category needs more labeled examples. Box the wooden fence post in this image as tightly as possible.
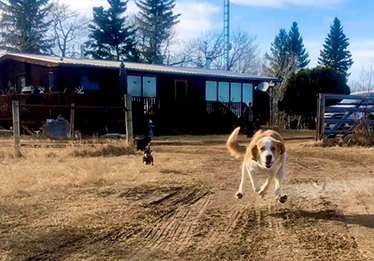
[12,100,21,157]
[70,103,75,138]
[320,94,325,140]
[316,94,325,141]
[124,94,133,146]
[316,94,321,141]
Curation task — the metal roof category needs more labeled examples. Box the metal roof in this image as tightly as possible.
[0,53,279,82]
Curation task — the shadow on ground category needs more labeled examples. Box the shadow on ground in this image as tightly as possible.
[270,209,374,229]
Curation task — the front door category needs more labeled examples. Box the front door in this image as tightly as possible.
[175,80,188,105]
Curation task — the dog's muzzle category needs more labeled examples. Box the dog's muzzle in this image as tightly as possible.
[265,162,272,169]
[265,155,273,168]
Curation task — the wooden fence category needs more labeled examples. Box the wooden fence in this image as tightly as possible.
[316,93,374,140]
[9,98,133,156]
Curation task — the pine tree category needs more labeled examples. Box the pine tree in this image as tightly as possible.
[136,0,180,64]
[0,0,54,54]
[263,29,289,77]
[263,23,309,127]
[85,0,139,61]
[264,23,309,77]
[288,22,310,70]
[318,17,353,79]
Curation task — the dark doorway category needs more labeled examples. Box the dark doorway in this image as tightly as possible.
[175,80,188,105]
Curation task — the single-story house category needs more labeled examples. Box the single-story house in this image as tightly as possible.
[0,53,278,135]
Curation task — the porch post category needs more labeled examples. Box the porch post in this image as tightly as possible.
[12,100,21,157]
[120,62,133,145]
[124,94,133,145]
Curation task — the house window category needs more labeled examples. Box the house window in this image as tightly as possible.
[206,81,253,103]
[48,72,54,88]
[205,81,217,101]
[218,82,229,102]
[127,75,156,97]
[143,77,156,97]
[231,83,241,102]
[127,76,141,96]
[80,75,99,90]
[243,83,253,103]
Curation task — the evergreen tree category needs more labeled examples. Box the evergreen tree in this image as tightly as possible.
[263,28,289,77]
[85,0,139,61]
[288,22,310,70]
[318,17,353,79]
[0,0,54,54]
[264,22,309,77]
[263,23,309,127]
[136,0,180,64]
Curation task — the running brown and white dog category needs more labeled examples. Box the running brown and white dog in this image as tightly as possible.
[227,127,288,203]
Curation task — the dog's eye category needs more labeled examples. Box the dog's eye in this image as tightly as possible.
[260,147,265,151]
[271,147,276,151]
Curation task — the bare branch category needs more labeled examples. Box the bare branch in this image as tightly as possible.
[50,1,90,57]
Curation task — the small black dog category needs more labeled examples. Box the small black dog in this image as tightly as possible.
[136,136,151,151]
[143,146,154,165]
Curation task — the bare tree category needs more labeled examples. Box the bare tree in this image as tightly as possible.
[271,56,296,128]
[196,31,225,67]
[350,61,374,93]
[169,29,260,74]
[51,1,89,58]
[225,30,260,74]
[165,39,197,66]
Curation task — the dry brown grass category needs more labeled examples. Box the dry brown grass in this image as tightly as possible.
[70,140,135,157]
[0,139,136,197]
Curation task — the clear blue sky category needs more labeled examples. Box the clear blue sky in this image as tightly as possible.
[62,0,374,84]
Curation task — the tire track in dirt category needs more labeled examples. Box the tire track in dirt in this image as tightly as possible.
[127,189,213,261]
[189,186,302,260]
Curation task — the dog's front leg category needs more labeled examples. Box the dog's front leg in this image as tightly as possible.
[258,174,274,198]
[236,164,247,199]
[246,165,260,193]
[274,156,287,203]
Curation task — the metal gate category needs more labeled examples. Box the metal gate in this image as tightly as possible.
[316,93,374,140]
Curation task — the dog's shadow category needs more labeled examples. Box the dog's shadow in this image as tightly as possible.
[270,209,374,229]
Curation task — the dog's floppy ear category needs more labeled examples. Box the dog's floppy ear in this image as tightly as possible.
[274,140,285,154]
[250,144,259,161]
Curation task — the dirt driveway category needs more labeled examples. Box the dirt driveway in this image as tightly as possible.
[1,130,374,260]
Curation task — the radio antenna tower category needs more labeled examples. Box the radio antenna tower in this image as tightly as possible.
[224,0,231,71]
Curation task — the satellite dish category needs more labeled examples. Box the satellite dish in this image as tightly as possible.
[256,82,270,92]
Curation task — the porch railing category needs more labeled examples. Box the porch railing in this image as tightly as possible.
[132,97,158,115]
[206,101,243,118]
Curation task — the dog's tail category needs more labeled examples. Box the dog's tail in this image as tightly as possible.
[226,127,246,158]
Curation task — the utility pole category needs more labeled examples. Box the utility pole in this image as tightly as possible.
[224,0,231,71]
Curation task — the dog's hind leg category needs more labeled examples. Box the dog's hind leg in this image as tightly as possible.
[235,165,247,199]
[274,155,287,203]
